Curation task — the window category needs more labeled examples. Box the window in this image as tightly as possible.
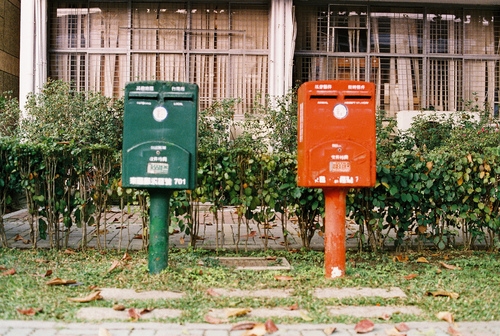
[294,4,500,117]
[49,1,269,112]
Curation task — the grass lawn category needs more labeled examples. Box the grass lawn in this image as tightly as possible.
[0,248,499,324]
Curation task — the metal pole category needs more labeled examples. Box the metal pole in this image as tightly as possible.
[323,188,347,279]
[148,189,172,274]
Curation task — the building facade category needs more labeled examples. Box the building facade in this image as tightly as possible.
[20,0,500,117]
[1,0,19,96]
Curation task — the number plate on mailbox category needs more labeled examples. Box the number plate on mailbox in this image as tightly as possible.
[330,161,351,173]
[147,163,169,174]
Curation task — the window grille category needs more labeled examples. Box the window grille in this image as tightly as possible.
[294,4,500,117]
[49,1,268,113]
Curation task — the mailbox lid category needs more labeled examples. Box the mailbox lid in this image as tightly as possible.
[297,80,376,188]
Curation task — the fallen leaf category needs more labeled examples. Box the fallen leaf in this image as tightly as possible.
[46,277,77,286]
[204,314,227,324]
[274,275,294,281]
[403,273,418,280]
[393,254,408,262]
[98,328,112,336]
[395,322,410,332]
[324,326,337,335]
[265,256,277,261]
[179,237,185,244]
[35,259,49,264]
[286,303,299,311]
[206,288,220,297]
[242,323,266,336]
[231,322,257,331]
[140,308,154,315]
[436,311,454,324]
[133,234,143,239]
[14,234,24,241]
[16,307,42,316]
[0,265,6,270]
[128,308,140,321]
[113,304,126,311]
[379,313,392,321]
[448,325,462,336]
[265,319,279,333]
[68,291,103,303]
[439,262,461,270]
[107,260,121,273]
[241,231,257,239]
[299,311,313,322]
[385,327,405,336]
[2,268,16,276]
[63,249,76,254]
[121,252,132,261]
[416,257,429,263]
[260,235,280,240]
[226,308,252,318]
[354,319,375,333]
[426,291,459,299]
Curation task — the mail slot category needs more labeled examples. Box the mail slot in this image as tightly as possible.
[122,81,198,190]
[297,80,376,188]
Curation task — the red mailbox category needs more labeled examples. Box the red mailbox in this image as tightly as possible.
[297,80,376,188]
[297,80,376,278]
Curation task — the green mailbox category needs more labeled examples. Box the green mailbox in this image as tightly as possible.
[122,80,198,190]
[121,80,198,274]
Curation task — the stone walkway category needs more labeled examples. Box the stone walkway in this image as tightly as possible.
[2,208,500,335]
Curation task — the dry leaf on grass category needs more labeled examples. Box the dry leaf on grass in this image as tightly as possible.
[113,304,126,311]
[35,270,52,278]
[416,257,429,263]
[403,273,418,280]
[286,303,299,310]
[17,307,42,316]
[68,291,103,303]
[226,308,252,318]
[1,268,16,276]
[206,288,220,297]
[439,262,461,270]
[46,277,77,286]
[121,252,132,261]
[204,314,227,324]
[354,319,375,333]
[265,319,279,333]
[299,311,313,322]
[107,260,121,273]
[393,254,408,262]
[426,291,459,299]
[63,249,76,254]
[436,311,455,324]
[274,275,294,281]
[128,308,140,321]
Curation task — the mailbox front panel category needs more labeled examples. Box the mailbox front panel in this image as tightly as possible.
[122,81,198,190]
[297,80,376,188]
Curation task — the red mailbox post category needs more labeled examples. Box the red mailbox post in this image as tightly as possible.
[297,80,376,278]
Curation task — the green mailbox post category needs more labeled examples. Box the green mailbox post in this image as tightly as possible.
[122,81,198,274]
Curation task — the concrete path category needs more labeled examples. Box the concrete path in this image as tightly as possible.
[1,319,500,336]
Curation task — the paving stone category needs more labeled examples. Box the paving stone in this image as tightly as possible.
[76,307,182,321]
[3,328,34,336]
[314,287,407,299]
[206,308,309,320]
[98,287,185,300]
[209,288,292,298]
[328,305,423,318]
